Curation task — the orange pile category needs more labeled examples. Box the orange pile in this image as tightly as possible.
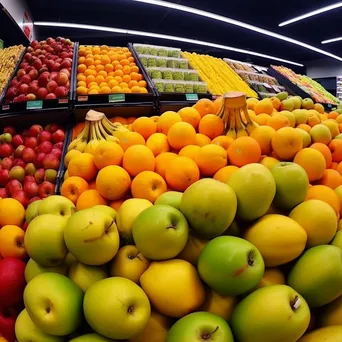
[76,45,148,95]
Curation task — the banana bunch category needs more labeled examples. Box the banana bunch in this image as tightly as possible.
[68,110,129,153]
[217,92,258,139]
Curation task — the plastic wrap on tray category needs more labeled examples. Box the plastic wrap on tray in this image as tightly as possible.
[152,79,207,94]
[139,55,189,69]
[134,44,181,58]
[146,67,200,82]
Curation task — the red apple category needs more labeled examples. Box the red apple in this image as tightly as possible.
[31,40,39,47]
[51,62,61,71]
[0,169,10,186]
[28,69,38,80]
[12,190,28,207]
[56,72,68,86]
[22,148,36,163]
[1,157,13,170]
[55,86,68,98]
[0,258,26,309]
[11,135,23,148]
[38,130,52,143]
[12,159,25,168]
[50,148,62,160]
[46,93,57,100]
[6,179,22,195]
[38,67,48,74]
[27,196,40,206]
[0,144,13,158]
[45,123,60,133]
[24,181,38,198]
[24,136,38,149]
[38,181,55,198]
[24,175,36,185]
[14,145,25,158]
[50,72,59,81]
[46,80,58,93]
[26,93,36,101]
[38,72,50,87]
[0,307,17,342]
[6,87,17,100]
[54,142,64,150]
[9,78,19,87]
[24,163,36,176]
[33,59,42,70]
[60,59,72,70]
[29,125,43,137]
[36,87,48,100]
[24,52,32,61]
[9,166,25,182]
[38,141,53,154]
[34,152,45,168]
[60,68,70,78]
[20,74,31,84]
[42,153,60,170]
[47,37,55,45]
[54,44,63,53]
[3,127,16,136]
[34,168,45,184]
[45,59,55,71]
[18,84,29,95]
[17,69,26,78]
[44,169,57,183]
[24,65,34,74]
[27,82,39,95]
[19,62,28,69]
[0,188,8,198]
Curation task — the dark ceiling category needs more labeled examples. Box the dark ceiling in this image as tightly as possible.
[7,0,342,69]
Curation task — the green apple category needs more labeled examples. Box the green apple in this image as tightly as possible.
[228,163,276,221]
[332,230,342,249]
[116,198,153,243]
[296,128,311,147]
[166,312,234,342]
[271,162,309,210]
[83,277,151,340]
[92,205,117,219]
[25,200,42,223]
[180,178,237,238]
[24,214,68,266]
[198,236,265,296]
[64,208,120,265]
[109,245,150,284]
[231,285,310,342]
[279,110,296,127]
[15,309,64,342]
[298,326,342,341]
[310,124,332,145]
[24,273,83,336]
[69,334,115,341]
[293,109,308,125]
[302,98,314,110]
[335,134,342,140]
[133,205,189,260]
[276,92,288,101]
[155,191,183,210]
[25,258,68,283]
[288,245,342,307]
[68,261,108,293]
[38,195,76,216]
[280,99,294,111]
[292,96,302,110]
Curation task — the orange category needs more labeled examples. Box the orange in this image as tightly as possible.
[140,87,148,94]
[131,171,167,203]
[122,75,131,84]
[78,56,86,64]
[155,152,178,179]
[78,64,87,73]
[130,65,139,73]
[110,199,125,211]
[296,124,311,133]
[111,116,128,124]
[88,180,97,190]
[122,87,132,93]
[250,126,276,156]
[123,145,155,177]
[178,107,201,129]
[195,144,227,176]
[246,98,259,110]
[77,74,86,82]
[114,69,124,77]
[85,57,95,67]
[138,80,147,88]
[108,79,119,88]
[123,67,131,75]
[319,169,342,189]
[213,97,223,114]
[130,72,140,81]
[332,162,339,171]
[254,99,274,115]
[68,153,98,182]
[61,176,89,204]
[146,133,170,156]
[179,145,201,161]
[112,86,122,93]
[157,111,182,135]
[193,98,216,117]
[120,82,129,89]
[271,127,303,161]
[99,86,112,94]
[96,64,105,72]
[77,81,87,88]
[94,141,124,169]
[228,137,262,167]
[77,86,88,95]
[211,136,234,150]
[131,117,157,140]
[213,165,239,183]
[198,114,225,139]
[270,97,281,111]
[86,75,96,84]
[131,86,141,93]
[129,80,139,89]
[254,114,271,126]
[328,111,339,120]
[307,114,320,127]
[105,64,114,73]
[0,225,27,259]
[195,133,211,146]
[266,114,289,131]
[165,156,200,191]
[88,89,99,95]
[119,131,145,151]
[306,185,341,216]
[294,148,326,182]
[64,149,82,167]
[0,199,25,227]
[76,189,108,210]
[96,165,131,200]
[329,139,342,163]
[95,75,105,84]
[311,143,332,168]
[168,122,197,150]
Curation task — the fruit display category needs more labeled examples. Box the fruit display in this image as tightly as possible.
[76,45,148,95]
[225,58,286,98]
[4,37,74,103]
[272,65,339,104]
[0,123,66,207]
[0,45,25,96]
[182,51,257,97]
[134,43,208,94]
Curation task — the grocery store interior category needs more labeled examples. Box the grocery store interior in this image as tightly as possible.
[2,1,342,342]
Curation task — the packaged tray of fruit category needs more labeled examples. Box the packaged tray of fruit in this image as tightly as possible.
[152,79,208,94]
[138,55,189,69]
[133,43,181,58]
[1,37,75,113]
[146,67,199,81]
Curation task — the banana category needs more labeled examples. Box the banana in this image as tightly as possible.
[243,108,259,135]
[67,121,90,152]
[235,109,248,138]
[226,110,237,140]
[84,122,100,155]
[97,121,119,143]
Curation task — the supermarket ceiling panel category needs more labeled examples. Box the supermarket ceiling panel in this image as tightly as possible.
[26,0,342,65]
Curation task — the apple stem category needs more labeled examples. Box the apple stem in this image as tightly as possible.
[290,296,301,311]
[248,250,254,266]
[166,223,177,229]
[202,326,219,340]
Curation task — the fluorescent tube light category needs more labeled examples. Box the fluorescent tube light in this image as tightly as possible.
[279,2,342,27]
[322,36,342,44]
[130,0,342,62]
[34,21,304,66]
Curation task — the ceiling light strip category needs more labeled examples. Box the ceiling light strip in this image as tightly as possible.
[322,36,342,44]
[34,21,304,66]
[279,2,342,27]
[130,0,342,62]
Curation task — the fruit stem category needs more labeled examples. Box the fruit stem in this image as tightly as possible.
[202,326,219,340]
[248,250,254,266]
[290,296,301,311]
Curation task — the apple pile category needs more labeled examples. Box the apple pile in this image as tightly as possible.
[5,37,74,103]
[0,124,65,207]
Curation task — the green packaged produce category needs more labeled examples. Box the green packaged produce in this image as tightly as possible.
[163,70,173,80]
[175,83,185,92]
[189,73,199,81]
[178,60,188,69]
[184,84,194,93]
[165,83,175,92]
[167,59,177,68]
[142,47,150,54]
[158,49,168,57]
[140,57,148,67]
[135,46,144,54]
[154,81,164,92]
[149,47,158,55]
[168,49,180,58]
[157,58,167,67]
[151,70,162,79]
[148,57,157,67]
[173,71,184,80]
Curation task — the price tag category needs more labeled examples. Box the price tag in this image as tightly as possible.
[58,98,68,104]
[1,105,9,111]
[109,94,125,103]
[78,96,88,102]
[27,100,43,110]
[186,94,199,101]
